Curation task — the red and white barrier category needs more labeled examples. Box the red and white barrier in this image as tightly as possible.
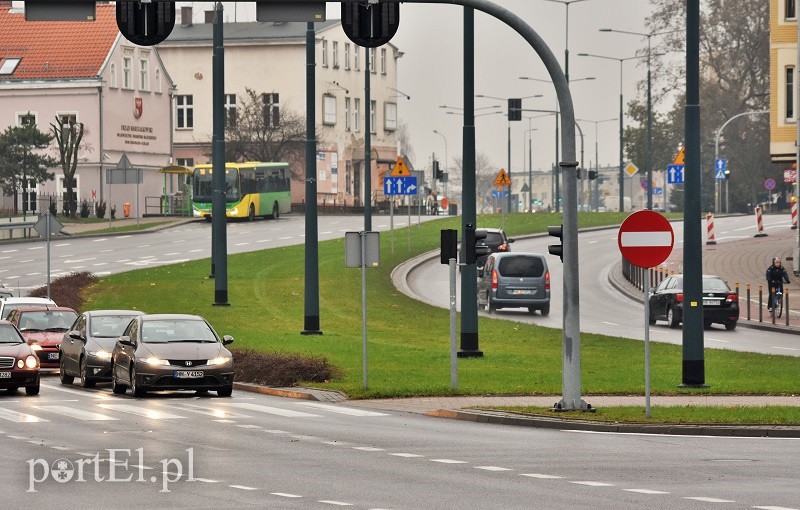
[792,201,798,230]
[706,213,717,245]
[754,205,768,238]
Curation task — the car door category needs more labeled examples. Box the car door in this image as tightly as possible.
[651,277,670,318]
[60,314,79,373]
[71,315,88,374]
[114,320,138,383]
[478,256,493,303]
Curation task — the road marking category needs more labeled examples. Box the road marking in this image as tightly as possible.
[51,446,71,451]
[55,243,71,247]
[773,347,799,351]
[97,404,186,420]
[319,501,352,506]
[1,249,18,253]
[25,272,40,276]
[390,453,423,458]
[0,257,9,260]
[234,242,250,246]
[256,239,271,243]
[175,404,252,419]
[172,240,184,244]
[33,406,117,421]
[624,489,670,495]
[295,402,389,417]
[236,424,262,429]
[475,466,511,471]
[321,231,332,235]
[271,493,302,498]
[189,249,203,253]
[430,459,467,464]
[92,238,108,242]
[213,419,235,424]
[0,407,48,423]
[602,321,619,326]
[352,446,384,452]
[708,338,730,343]
[229,485,259,491]
[93,263,109,267]
[223,403,321,418]
[520,473,562,479]
[570,481,614,487]
[683,497,736,503]
[27,246,44,251]
[264,429,289,434]
[752,506,800,510]
[588,240,598,244]
[117,235,132,239]
[137,245,151,248]
[116,259,131,263]
[40,383,110,399]
[65,257,96,263]
[18,259,34,263]
[192,478,219,483]
[164,252,179,256]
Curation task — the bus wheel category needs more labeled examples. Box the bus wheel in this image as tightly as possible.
[248,204,255,222]
[271,202,280,220]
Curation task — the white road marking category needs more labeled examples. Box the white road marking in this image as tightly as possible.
[430,459,467,464]
[588,241,598,244]
[683,497,735,503]
[1,249,18,253]
[137,245,151,248]
[193,478,219,483]
[389,453,423,458]
[25,272,40,276]
[234,242,250,246]
[602,321,619,326]
[624,489,670,495]
[752,506,800,510]
[265,429,289,434]
[295,402,389,417]
[27,246,44,251]
[51,446,71,451]
[520,473,562,479]
[319,501,352,506]
[116,259,131,263]
[189,249,203,253]
[773,347,799,351]
[117,235,132,239]
[271,493,302,498]
[223,403,321,418]
[256,239,271,243]
[164,252,179,256]
[352,447,384,452]
[93,263,109,267]
[321,231,332,235]
[175,404,251,419]
[475,466,511,471]
[55,243,71,247]
[0,407,48,423]
[92,238,108,242]
[708,338,730,343]
[0,257,9,260]
[213,419,235,424]
[229,485,258,491]
[570,481,614,487]
[236,424,262,429]
[18,259,33,263]
[65,257,96,263]
[34,406,117,421]
[97,404,186,420]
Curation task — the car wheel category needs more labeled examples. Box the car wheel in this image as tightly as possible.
[80,356,95,388]
[725,320,737,331]
[59,358,74,385]
[217,386,233,397]
[130,366,147,398]
[540,303,550,316]
[667,306,680,329]
[248,204,255,222]
[648,312,656,325]
[25,383,40,396]
[111,365,127,395]
[486,293,495,313]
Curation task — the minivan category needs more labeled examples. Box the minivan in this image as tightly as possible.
[478,252,550,315]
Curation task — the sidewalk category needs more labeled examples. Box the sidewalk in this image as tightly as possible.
[60,217,192,235]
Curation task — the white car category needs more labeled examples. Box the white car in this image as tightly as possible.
[0,297,57,320]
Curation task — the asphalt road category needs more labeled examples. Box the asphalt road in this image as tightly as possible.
[0,213,428,294]
[0,380,798,509]
[407,215,800,357]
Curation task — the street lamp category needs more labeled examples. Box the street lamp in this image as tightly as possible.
[599,28,679,210]
[523,121,539,212]
[433,130,449,199]
[577,117,617,211]
[714,110,769,214]
[440,104,501,112]
[539,0,594,83]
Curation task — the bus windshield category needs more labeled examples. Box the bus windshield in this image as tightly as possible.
[192,168,240,203]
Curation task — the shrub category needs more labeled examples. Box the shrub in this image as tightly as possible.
[95,201,107,219]
[48,200,57,217]
[29,272,97,313]
[110,205,117,219]
[232,349,341,387]
[80,200,90,218]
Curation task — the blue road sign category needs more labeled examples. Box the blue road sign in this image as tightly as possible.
[491,190,510,199]
[383,176,418,196]
[667,164,684,184]
[715,158,727,180]
[764,178,777,191]
[652,187,663,196]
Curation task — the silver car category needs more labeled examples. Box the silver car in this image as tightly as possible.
[478,252,550,315]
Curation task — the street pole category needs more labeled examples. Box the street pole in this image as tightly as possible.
[459,7,482,358]
[682,0,704,386]
[46,210,51,300]
[211,2,229,306]
[507,119,512,212]
[302,22,322,335]
[646,35,653,210]
[360,231,368,391]
[449,257,458,389]
[529,121,533,211]
[796,10,800,274]
[644,271,651,418]
[555,112,560,212]
[619,61,624,212]
[365,49,372,231]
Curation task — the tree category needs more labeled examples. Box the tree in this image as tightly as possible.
[50,117,85,218]
[0,123,57,215]
[452,153,498,213]
[225,89,308,179]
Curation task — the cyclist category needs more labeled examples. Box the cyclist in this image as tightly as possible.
[766,257,791,311]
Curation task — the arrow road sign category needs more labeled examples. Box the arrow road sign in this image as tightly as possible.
[383,176,418,196]
[652,187,663,196]
[667,164,684,184]
[491,190,510,199]
[714,158,727,180]
[618,210,675,269]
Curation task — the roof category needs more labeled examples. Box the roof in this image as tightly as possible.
[142,314,206,321]
[86,310,145,317]
[0,4,119,80]
[14,306,77,313]
[161,19,342,46]
[1,297,56,304]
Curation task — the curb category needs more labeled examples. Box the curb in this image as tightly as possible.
[232,382,348,402]
[426,408,800,438]
[0,218,199,245]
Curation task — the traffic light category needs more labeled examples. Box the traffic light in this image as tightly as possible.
[342,3,400,48]
[588,170,598,180]
[434,161,443,181]
[463,225,490,265]
[440,230,458,265]
[116,1,176,46]
[724,168,731,180]
[548,225,563,262]
[508,98,522,122]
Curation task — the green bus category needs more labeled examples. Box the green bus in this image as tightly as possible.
[192,162,292,220]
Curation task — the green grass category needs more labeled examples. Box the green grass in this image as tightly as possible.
[58,217,112,224]
[81,212,800,399]
[487,406,800,425]
[75,221,173,235]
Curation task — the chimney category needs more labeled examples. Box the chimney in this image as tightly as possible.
[180,6,192,27]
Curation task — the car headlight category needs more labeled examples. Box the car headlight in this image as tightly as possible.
[25,355,38,369]
[142,357,169,366]
[90,350,112,360]
[29,343,42,351]
[17,359,24,368]
[207,356,231,366]
[230,208,238,216]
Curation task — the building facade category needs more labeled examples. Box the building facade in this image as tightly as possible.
[157,9,401,206]
[771,0,798,163]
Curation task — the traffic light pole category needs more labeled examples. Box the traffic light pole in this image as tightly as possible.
[364,49,372,231]
[302,22,322,335]
[211,2,229,307]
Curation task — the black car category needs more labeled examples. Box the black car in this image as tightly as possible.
[648,275,739,330]
[476,228,515,268]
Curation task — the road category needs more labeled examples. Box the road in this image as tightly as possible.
[0,214,427,294]
[0,379,798,509]
[407,215,800,357]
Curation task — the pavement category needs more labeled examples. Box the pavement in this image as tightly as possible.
[60,216,193,235]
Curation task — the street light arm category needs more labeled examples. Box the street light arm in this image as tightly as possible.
[715,110,770,158]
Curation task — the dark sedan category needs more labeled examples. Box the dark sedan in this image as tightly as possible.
[111,314,234,397]
[476,228,515,268]
[648,275,739,330]
[59,310,145,387]
[0,320,40,395]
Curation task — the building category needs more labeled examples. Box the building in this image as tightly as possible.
[0,2,175,216]
[157,6,402,206]
[770,0,798,163]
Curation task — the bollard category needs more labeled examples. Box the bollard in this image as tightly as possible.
[792,200,798,230]
[706,213,717,245]
[754,205,768,238]
[787,290,790,327]
[759,285,763,322]
[746,285,751,321]
[772,287,776,325]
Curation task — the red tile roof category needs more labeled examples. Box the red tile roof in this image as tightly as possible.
[0,4,118,80]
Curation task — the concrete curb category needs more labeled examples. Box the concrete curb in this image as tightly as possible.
[0,218,199,246]
[427,408,800,438]
[232,382,348,402]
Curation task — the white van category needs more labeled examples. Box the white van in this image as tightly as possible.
[0,297,57,320]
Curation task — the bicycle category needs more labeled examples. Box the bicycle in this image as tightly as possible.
[771,288,784,320]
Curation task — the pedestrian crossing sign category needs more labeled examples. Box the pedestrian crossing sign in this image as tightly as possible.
[673,146,685,165]
[494,168,511,186]
[390,157,411,177]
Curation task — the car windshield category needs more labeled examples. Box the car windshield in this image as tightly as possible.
[141,320,217,343]
[498,256,545,278]
[1,303,42,320]
[91,315,137,338]
[18,310,78,332]
[703,278,730,292]
[0,324,24,344]
[480,233,504,246]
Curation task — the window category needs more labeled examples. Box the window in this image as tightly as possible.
[332,41,339,68]
[0,57,21,75]
[323,95,337,125]
[17,113,37,127]
[139,58,149,91]
[369,48,376,73]
[345,97,351,131]
[57,113,78,125]
[322,39,328,67]
[177,158,194,168]
[109,63,117,88]
[354,46,361,71]
[384,102,397,131]
[262,93,280,128]
[787,67,795,121]
[787,0,797,20]
[225,94,237,127]
[22,178,37,213]
[381,48,387,74]
[354,98,361,132]
[155,68,162,93]
[176,95,194,129]
[57,175,79,215]
[370,100,377,134]
[122,57,132,89]
[344,43,351,70]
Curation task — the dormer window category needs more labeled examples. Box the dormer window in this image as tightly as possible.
[0,57,21,75]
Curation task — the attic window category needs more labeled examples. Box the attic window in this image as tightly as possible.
[0,58,21,75]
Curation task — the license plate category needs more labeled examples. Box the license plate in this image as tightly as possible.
[0,371,10,379]
[48,352,59,360]
[512,290,533,296]
[174,371,204,379]
[704,300,721,306]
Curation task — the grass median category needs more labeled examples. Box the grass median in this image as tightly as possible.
[81,212,800,399]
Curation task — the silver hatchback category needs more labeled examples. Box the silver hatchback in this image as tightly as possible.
[478,253,550,315]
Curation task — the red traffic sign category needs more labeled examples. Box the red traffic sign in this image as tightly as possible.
[764,178,777,191]
[618,210,674,268]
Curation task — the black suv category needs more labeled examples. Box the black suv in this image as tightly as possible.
[476,228,515,268]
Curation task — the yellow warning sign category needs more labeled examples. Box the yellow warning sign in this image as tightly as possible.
[673,146,685,166]
[624,163,639,177]
[494,168,511,187]
[390,157,411,177]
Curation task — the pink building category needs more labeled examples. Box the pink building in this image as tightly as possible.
[0,3,175,217]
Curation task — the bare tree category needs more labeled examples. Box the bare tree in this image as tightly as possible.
[452,153,497,213]
[396,121,416,164]
[50,118,85,218]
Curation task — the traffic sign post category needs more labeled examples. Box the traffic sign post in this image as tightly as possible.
[494,169,511,228]
[618,210,675,418]
[384,173,418,255]
[33,211,64,300]
[346,231,380,391]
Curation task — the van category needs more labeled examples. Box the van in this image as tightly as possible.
[478,253,550,315]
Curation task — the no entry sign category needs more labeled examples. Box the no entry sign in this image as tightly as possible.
[618,210,674,268]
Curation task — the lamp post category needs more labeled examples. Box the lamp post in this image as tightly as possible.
[523,121,539,212]
[599,28,678,210]
[433,130,449,199]
[577,117,617,212]
[714,111,769,214]
[539,0,593,84]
